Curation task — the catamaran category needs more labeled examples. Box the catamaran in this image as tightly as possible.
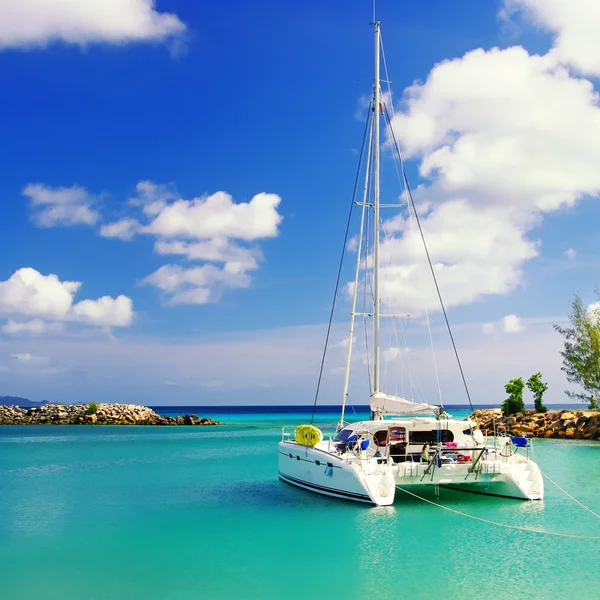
[277,21,544,506]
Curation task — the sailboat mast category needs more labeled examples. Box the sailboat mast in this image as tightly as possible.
[373,21,381,394]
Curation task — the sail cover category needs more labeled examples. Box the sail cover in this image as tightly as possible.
[370,392,440,416]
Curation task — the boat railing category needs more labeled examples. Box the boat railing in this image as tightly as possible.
[487,419,536,462]
[420,445,487,481]
[465,447,487,479]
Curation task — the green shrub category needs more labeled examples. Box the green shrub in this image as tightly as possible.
[86,401,98,415]
[527,372,548,413]
[501,377,525,416]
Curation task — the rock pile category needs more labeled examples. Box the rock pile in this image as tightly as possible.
[470,408,600,440]
[0,403,222,426]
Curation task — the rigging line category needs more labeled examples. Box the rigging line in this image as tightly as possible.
[310,103,372,425]
[541,469,600,520]
[425,307,444,408]
[402,198,445,409]
[390,312,426,405]
[378,215,426,405]
[389,317,409,400]
[395,486,600,540]
[380,97,445,409]
[387,168,444,408]
[384,105,474,412]
[378,216,404,324]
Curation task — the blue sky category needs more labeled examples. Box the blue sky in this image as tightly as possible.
[1,0,600,406]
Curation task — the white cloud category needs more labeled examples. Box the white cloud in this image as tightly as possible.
[142,263,255,305]
[71,295,134,327]
[502,314,525,333]
[481,322,495,334]
[144,191,282,241]
[0,0,186,50]
[382,346,410,362]
[481,314,527,334]
[154,239,260,269]
[129,181,178,214]
[1,350,66,376]
[378,41,600,313]
[564,248,576,259]
[101,182,283,305]
[106,184,283,243]
[502,0,600,76]
[0,268,81,319]
[587,302,600,320]
[2,319,63,335]
[374,201,538,312]
[0,268,134,331]
[393,47,600,212]
[100,218,140,241]
[24,183,100,227]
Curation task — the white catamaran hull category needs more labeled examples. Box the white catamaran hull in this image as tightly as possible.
[278,442,396,505]
[278,440,543,506]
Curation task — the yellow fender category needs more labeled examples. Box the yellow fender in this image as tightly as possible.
[295,424,323,447]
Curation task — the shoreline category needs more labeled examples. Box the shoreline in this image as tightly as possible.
[0,403,222,426]
[469,408,600,440]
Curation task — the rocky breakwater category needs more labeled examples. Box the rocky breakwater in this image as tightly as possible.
[0,403,222,426]
[470,408,600,440]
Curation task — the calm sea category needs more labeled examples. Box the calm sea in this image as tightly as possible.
[1,404,598,599]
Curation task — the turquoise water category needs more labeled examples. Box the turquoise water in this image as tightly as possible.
[1,407,599,599]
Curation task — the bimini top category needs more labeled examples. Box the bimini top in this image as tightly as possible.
[370,392,440,417]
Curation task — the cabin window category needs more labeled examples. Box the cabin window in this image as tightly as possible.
[334,429,355,442]
[409,429,454,444]
[389,427,406,442]
[374,430,388,446]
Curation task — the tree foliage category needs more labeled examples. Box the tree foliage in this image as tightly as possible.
[86,401,98,415]
[554,293,600,409]
[526,372,548,413]
[501,377,525,415]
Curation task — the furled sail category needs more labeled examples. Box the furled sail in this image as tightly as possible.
[370,392,440,416]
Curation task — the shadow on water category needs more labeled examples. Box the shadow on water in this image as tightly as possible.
[200,475,539,514]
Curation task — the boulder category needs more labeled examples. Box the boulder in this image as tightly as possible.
[586,426,599,439]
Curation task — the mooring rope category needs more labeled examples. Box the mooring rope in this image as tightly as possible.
[395,486,600,540]
[540,469,600,520]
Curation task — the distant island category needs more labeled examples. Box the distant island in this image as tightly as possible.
[0,403,221,426]
[0,395,51,408]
